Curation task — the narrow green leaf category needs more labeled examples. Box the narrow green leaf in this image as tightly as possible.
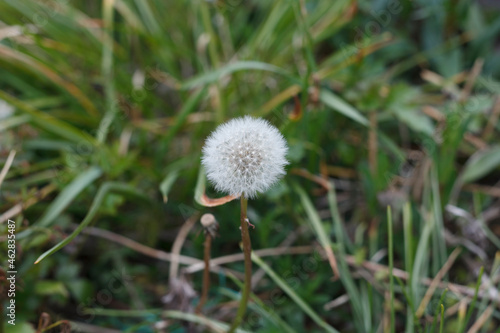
[297,183,365,331]
[219,284,296,333]
[159,170,180,203]
[35,280,69,298]
[0,90,96,144]
[181,61,291,90]
[163,310,252,333]
[439,304,445,333]
[320,89,369,126]
[194,166,206,206]
[0,114,30,131]
[458,266,484,333]
[430,289,448,333]
[388,206,395,333]
[35,182,150,264]
[37,166,102,227]
[294,184,332,250]
[411,219,433,305]
[251,251,340,333]
[394,108,434,136]
[164,88,207,146]
[461,146,500,183]
[96,0,117,144]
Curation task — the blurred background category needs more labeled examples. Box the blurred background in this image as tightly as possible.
[1,0,500,332]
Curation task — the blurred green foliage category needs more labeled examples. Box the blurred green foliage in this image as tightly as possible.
[1,0,500,332]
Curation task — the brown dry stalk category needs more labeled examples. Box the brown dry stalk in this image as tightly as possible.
[80,225,242,279]
[460,58,484,102]
[467,305,494,333]
[415,247,462,318]
[79,226,494,306]
[0,150,16,187]
[483,96,500,140]
[169,213,199,281]
[0,183,57,224]
[464,183,500,198]
[290,168,331,190]
[195,233,212,313]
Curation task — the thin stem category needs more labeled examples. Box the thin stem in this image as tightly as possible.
[0,269,4,333]
[388,206,395,333]
[196,233,212,313]
[228,196,251,333]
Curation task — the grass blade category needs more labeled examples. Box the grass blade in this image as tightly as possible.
[37,166,103,227]
[323,181,367,331]
[34,182,150,264]
[439,304,445,333]
[163,87,207,147]
[219,283,296,333]
[164,310,252,333]
[0,46,98,116]
[251,251,339,333]
[430,289,448,333]
[458,266,484,333]
[320,89,369,126]
[294,184,339,276]
[181,61,292,90]
[0,91,96,144]
[96,0,117,144]
[387,206,395,333]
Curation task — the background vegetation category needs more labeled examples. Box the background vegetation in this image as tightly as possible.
[1,0,500,332]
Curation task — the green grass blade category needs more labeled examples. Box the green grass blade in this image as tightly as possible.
[251,251,339,333]
[431,166,447,272]
[294,184,333,251]
[0,91,96,144]
[37,166,103,227]
[326,181,353,252]
[458,266,484,333]
[181,61,292,90]
[80,308,251,333]
[164,310,252,333]
[0,46,99,117]
[96,0,117,144]
[34,182,150,264]
[159,157,194,203]
[403,202,415,333]
[319,89,369,126]
[194,165,207,206]
[430,289,448,333]
[388,206,395,333]
[164,87,207,146]
[134,0,161,35]
[412,218,432,305]
[323,181,366,330]
[461,146,500,183]
[159,170,180,203]
[0,114,31,131]
[219,283,296,333]
[439,304,445,333]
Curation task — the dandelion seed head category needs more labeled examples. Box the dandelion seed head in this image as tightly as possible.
[202,116,288,198]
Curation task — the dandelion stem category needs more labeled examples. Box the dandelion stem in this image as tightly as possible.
[228,196,251,333]
[196,232,212,313]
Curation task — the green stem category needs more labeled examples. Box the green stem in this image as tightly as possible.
[228,196,251,333]
[388,206,395,333]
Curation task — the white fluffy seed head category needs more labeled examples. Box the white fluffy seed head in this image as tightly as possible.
[202,116,288,198]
